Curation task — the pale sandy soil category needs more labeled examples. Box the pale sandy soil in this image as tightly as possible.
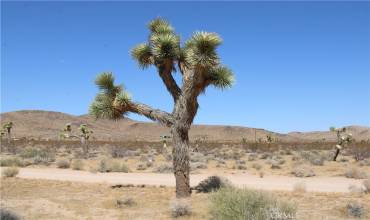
[0,167,365,193]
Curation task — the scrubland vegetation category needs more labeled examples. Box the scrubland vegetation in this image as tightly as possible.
[1,137,369,219]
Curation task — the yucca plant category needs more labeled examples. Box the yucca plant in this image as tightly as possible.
[2,122,13,144]
[330,126,353,161]
[60,123,93,157]
[89,18,234,197]
[79,124,93,156]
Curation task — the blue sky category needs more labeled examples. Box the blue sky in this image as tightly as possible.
[1,1,369,133]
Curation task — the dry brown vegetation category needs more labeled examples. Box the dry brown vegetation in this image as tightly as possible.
[1,178,369,220]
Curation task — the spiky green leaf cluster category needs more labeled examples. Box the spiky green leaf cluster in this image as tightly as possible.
[208,66,234,89]
[90,73,131,120]
[184,32,221,68]
[148,18,174,35]
[131,18,180,68]
[2,122,13,130]
[131,43,153,69]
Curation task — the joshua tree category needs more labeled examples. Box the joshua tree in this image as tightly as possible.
[2,122,13,144]
[60,123,93,157]
[79,124,93,156]
[330,126,353,161]
[89,18,234,197]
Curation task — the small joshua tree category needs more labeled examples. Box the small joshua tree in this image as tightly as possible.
[2,122,13,144]
[79,124,93,156]
[60,123,93,157]
[89,18,234,197]
[330,126,353,161]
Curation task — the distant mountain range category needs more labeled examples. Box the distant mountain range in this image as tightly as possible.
[1,110,369,142]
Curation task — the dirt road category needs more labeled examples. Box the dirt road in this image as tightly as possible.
[1,167,365,193]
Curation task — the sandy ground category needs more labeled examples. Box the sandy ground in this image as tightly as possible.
[1,167,365,193]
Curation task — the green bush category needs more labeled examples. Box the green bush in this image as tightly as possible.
[20,147,55,164]
[2,167,19,178]
[210,187,296,220]
[0,157,24,167]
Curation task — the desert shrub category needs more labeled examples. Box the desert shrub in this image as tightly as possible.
[98,159,130,173]
[170,199,191,218]
[117,197,136,207]
[2,167,19,178]
[0,208,21,220]
[345,167,368,179]
[110,161,130,173]
[56,159,70,169]
[110,146,126,158]
[193,176,231,193]
[20,147,55,164]
[0,157,24,167]
[270,160,281,169]
[351,148,370,161]
[136,163,147,170]
[358,159,370,167]
[291,165,315,177]
[346,202,364,218]
[363,179,370,194]
[299,151,325,166]
[248,153,258,161]
[71,159,84,170]
[235,164,247,170]
[260,152,272,160]
[190,162,207,170]
[252,163,262,170]
[190,152,206,163]
[210,187,296,220]
[154,164,173,173]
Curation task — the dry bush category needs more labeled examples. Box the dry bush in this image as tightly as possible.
[71,159,84,170]
[210,187,296,220]
[192,176,231,193]
[154,164,173,173]
[20,146,55,165]
[190,162,207,170]
[0,208,21,220]
[0,157,24,167]
[170,199,191,218]
[346,202,364,218]
[345,167,368,179]
[98,159,130,173]
[299,151,325,166]
[2,167,19,178]
[56,159,70,169]
[291,165,315,177]
[136,163,147,170]
[116,197,136,207]
[252,163,262,170]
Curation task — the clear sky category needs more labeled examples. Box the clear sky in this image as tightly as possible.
[1,1,369,133]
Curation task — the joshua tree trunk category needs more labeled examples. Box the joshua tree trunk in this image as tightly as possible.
[81,137,88,158]
[172,126,191,197]
[333,148,340,161]
[7,129,11,144]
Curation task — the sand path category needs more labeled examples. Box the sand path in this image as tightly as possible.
[1,167,365,192]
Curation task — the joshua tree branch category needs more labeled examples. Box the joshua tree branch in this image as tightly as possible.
[126,101,174,127]
[158,61,181,102]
